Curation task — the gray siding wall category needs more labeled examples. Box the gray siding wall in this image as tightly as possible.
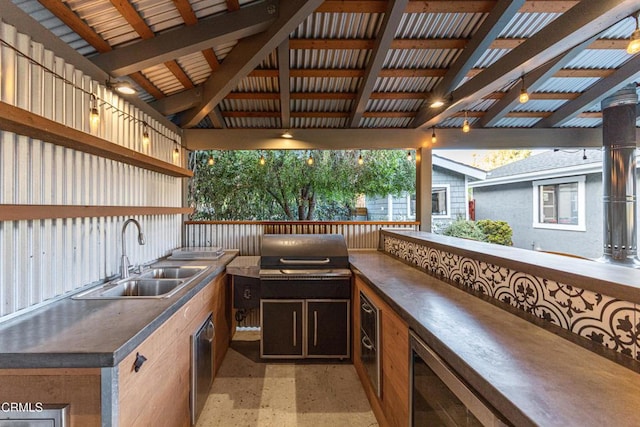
[473,173,603,258]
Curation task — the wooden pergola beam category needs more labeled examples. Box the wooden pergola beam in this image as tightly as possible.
[315,1,579,14]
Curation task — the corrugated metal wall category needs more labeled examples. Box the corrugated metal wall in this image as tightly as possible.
[0,22,183,318]
[184,222,420,255]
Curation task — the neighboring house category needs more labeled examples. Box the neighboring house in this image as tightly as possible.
[366,154,486,231]
[469,149,609,259]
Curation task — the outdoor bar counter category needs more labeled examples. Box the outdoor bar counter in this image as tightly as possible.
[349,229,640,426]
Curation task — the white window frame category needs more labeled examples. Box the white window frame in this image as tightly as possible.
[532,176,586,231]
[432,184,451,219]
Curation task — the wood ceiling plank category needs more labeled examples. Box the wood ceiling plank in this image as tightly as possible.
[405,1,496,14]
[289,39,375,50]
[292,112,350,118]
[226,92,280,99]
[203,49,220,71]
[248,69,281,77]
[370,92,430,99]
[315,1,388,14]
[164,61,195,89]
[290,69,365,78]
[109,0,155,39]
[392,39,468,49]
[518,1,579,13]
[129,72,166,99]
[363,111,416,118]
[36,0,112,53]
[554,69,615,78]
[222,111,281,117]
[172,0,198,25]
[292,92,357,99]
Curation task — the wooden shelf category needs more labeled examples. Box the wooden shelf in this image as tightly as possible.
[0,205,193,221]
[0,101,192,178]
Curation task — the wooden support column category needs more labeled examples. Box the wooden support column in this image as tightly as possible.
[416,146,432,232]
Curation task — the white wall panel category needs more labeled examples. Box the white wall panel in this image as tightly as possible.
[0,22,184,319]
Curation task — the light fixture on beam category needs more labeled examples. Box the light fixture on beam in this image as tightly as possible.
[106,79,137,95]
[627,13,640,55]
[430,99,445,108]
[281,130,293,139]
[462,111,470,133]
[431,127,437,144]
[519,74,529,104]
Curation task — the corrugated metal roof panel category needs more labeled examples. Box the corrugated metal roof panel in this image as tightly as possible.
[600,17,636,39]
[474,48,510,68]
[384,48,459,69]
[494,117,543,128]
[467,98,496,112]
[258,50,278,69]
[13,0,97,55]
[360,117,413,128]
[235,77,279,93]
[131,0,184,34]
[396,12,484,38]
[565,49,631,69]
[512,99,567,112]
[499,12,561,38]
[292,117,349,128]
[220,99,279,112]
[559,117,602,128]
[177,51,211,85]
[536,77,600,93]
[366,99,422,112]
[225,117,280,128]
[291,77,361,93]
[193,0,231,18]
[291,49,369,69]
[374,77,438,93]
[213,40,238,62]
[292,99,352,112]
[294,12,383,39]
[64,0,136,48]
[142,63,183,95]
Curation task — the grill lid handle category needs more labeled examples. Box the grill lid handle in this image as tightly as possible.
[279,258,330,265]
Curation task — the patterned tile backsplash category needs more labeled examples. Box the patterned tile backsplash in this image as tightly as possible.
[383,235,640,363]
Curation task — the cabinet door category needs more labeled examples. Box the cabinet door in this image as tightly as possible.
[261,300,304,357]
[306,300,350,358]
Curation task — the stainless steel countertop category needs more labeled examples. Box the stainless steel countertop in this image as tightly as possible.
[0,251,238,368]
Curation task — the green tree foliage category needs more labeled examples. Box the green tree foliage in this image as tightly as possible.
[442,219,513,246]
[442,219,487,242]
[188,150,415,220]
[476,219,513,246]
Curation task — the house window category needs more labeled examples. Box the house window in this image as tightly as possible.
[533,176,585,231]
[432,185,450,217]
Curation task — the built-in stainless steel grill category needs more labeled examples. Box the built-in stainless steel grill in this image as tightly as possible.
[259,234,352,359]
[259,234,351,299]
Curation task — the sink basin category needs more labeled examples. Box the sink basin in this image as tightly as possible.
[74,278,188,299]
[100,279,185,297]
[141,266,207,279]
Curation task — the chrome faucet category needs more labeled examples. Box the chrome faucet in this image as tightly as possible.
[120,218,146,279]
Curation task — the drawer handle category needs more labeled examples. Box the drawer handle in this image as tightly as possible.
[134,352,147,373]
[361,335,374,351]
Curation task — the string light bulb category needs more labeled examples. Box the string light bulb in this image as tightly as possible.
[207,155,215,166]
[462,111,470,133]
[259,154,266,165]
[357,154,364,165]
[406,150,413,161]
[89,93,99,131]
[142,121,150,146]
[627,14,640,55]
[173,142,180,162]
[519,75,529,104]
[307,153,314,165]
[431,127,437,144]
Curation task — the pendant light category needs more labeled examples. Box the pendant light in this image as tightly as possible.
[431,127,437,144]
[142,121,150,146]
[89,93,99,131]
[627,13,640,55]
[519,75,529,104]
[462,112,470,133]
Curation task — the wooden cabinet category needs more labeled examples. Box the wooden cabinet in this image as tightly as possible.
[261,299,350,359]
[118,272,230,427]
[353,276,410,427]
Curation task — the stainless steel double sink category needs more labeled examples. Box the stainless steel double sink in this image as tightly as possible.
[73,266,209,299]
